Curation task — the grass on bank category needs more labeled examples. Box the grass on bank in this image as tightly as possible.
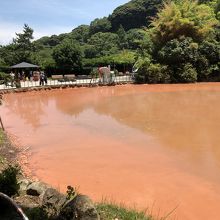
[0,129,6,165]
[96,202,153,220]
[0,129,4,144]
[23,203,154,220]
[23,202,154,220]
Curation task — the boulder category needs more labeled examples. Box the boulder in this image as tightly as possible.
[26,181,48,196]
[42,188,66,208]
[42,188,66,218]
[18,179,31,194]
[14,194,41,209]
[59,194,100,220]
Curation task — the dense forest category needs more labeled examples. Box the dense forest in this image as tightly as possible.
[0,0,220,83]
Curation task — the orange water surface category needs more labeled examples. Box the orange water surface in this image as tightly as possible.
[2,84,220,219]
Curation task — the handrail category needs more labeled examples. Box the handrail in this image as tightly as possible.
[0,192,29,220]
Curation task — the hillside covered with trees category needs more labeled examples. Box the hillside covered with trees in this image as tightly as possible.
[0,0,220,83]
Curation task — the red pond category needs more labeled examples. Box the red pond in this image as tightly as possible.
[2,84,220,220]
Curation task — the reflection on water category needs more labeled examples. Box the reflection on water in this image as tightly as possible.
[2,84,220,220]
[3,92,48,129]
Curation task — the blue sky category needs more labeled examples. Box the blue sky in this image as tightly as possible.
[0,0,129,45]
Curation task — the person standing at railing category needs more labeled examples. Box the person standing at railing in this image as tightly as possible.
[40,71,45,86]
[22,71,25,81]
[29,70,33,81]
[44,72,47,85]
[10,71,15,87]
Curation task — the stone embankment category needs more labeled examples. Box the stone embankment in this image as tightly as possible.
[0,81,131,95]
[15,179,100,220]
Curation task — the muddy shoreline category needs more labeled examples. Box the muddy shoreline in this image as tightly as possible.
[0,131,20,172]
[0,131,35,181]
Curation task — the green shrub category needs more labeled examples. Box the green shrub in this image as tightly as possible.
[114,69,119,76]
[66,185,78,200]
[90,68,99,78]
[199,40,220,64]
[24,207,49,220]
[0,165,20,197]
[158,37,199,65]
[135,57,151,83]
[146,63,171,84]
[96,202,152,220]
[0,72,11,86]
[177,63,198,83]
[196,56,211,81]
[136,61,171,84]
[135,73,147,84]
[15,81,21,88]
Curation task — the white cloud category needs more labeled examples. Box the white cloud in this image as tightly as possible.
[0,21,74,45]
[33,25,74,40]
[0,0,130,45]
[18,0,91,19]
[0,22,22,45]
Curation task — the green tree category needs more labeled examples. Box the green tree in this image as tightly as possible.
[13,24,34,63]
[136,61,171,84]
[126,28,146,49]
[176,63,198,83]
[83,45,98,59]
[158,37,199,65]
[216,0,220,19]
[0,46,10,67]
[48,35,60,47]
[151,0,218,44]
[71,25,90,44]
[53,40,82,71]
[0,44,17,66]
[137,29,154,58]
[83,51,135,68]
[199,40,220,64]
[197,40,220,80]
[89,17,111,35]
[198,0,217,7]
[110,50,136,65]
[146,63,171,84]
[34,35,61,47]
[87,32,119,57]
[0,24,34,66]
[117,25,128,49]
[110,0,162,31]
[31,47,56,69]
[0,58,6,67]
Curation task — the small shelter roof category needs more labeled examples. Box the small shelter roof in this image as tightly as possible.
[10,62,39,69]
